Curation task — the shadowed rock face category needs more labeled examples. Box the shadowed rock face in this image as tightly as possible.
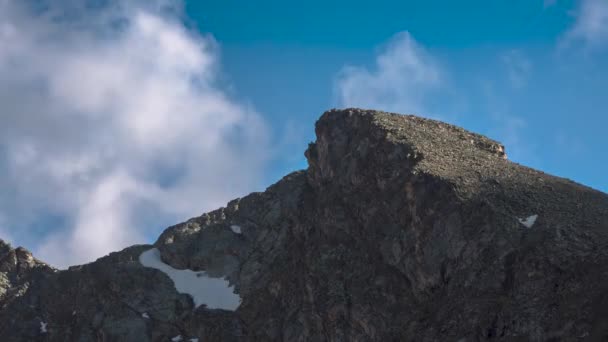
[0,108,607,341]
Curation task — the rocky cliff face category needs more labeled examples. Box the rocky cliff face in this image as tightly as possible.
[1,109,607,341]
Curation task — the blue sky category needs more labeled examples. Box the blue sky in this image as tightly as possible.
[0,0,606,267]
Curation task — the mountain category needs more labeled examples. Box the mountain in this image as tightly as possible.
[1,108,607,341]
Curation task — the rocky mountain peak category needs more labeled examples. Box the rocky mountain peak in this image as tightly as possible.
[0,109,607,341]
[306,108,507,191]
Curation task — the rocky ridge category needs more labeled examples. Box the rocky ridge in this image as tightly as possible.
[0,108,607,341]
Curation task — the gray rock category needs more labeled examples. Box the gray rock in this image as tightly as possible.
[0,108,606,341]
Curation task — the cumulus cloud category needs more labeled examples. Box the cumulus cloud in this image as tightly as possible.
[561,0,608,49]
[0,0,269,267]
[334,31,441,114]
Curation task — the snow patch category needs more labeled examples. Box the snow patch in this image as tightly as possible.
[141,312,149,319]
[230,225,242,234]
[190,339,199,342]
[518,214,538,228]
[40,321,47,333]
[171,336,183,342]
[139,248,241,310]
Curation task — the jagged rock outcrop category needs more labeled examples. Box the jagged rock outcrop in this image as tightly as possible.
[0,241,54,306]
[0,109,607,341]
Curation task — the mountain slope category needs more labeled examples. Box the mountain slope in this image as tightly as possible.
[1,109,607,341]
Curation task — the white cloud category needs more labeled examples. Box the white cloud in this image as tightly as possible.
[501,49,531,88]
[562,0,608,49]
[334,31,441,114]
[0,0,269,267]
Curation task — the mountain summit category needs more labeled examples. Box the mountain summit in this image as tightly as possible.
[1,109,607,341]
